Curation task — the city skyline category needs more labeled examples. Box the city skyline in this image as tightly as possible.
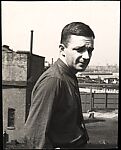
[2,1,120,66]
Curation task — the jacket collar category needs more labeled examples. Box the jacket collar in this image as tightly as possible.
[55,58,77,81]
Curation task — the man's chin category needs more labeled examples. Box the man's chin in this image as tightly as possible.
[77,66,87,72]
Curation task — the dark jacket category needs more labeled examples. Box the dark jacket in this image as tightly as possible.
[23,58,89,149]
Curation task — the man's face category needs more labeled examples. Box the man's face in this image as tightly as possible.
[64,35,94,73]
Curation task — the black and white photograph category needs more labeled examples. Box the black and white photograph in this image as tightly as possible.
[2,1,119,149]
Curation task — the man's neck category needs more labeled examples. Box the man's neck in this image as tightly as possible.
[59,55,77,75]
[59,55,68,66]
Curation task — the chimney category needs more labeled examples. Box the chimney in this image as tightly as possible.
[30,30,34,55]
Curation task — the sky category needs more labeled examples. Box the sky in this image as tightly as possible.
[2,1,120,66]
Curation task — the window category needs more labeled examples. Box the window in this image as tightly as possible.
[7,108,15,129]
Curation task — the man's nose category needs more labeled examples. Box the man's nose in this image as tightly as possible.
[82,50,90,59]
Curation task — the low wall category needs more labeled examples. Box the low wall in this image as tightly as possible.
[81,93,118,112]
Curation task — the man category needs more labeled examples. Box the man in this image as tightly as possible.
[23,22,95,149]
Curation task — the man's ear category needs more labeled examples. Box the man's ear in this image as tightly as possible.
[59,44,66,57]
[59,44,65,51]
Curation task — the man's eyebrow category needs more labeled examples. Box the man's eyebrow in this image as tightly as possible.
[83,39,94,44]
[73,46,85,50]
[84,39,92,41]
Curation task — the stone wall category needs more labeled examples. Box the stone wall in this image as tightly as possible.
[2,46,28,81]
[2,88,26,142]
[2,45,45,142]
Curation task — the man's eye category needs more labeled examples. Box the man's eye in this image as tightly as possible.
[73,47,94,53]
[73,47,85,53]
[88,47,94,53]
[76,49,83,53]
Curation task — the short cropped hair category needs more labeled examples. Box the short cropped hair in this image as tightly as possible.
[60,22,95,47]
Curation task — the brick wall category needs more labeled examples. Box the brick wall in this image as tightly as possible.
[2,48,28,81]
[2,88,26,142]
[2,45,45,142]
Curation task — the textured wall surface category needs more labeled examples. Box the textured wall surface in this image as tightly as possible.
[3,88,26,142]
[2,47,27,81]
[2,45,45,142]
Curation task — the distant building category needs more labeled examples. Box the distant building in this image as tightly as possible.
[2,45,45,142]
[77,71,119,83]
[86,64,119,73]
[104,77,119,84]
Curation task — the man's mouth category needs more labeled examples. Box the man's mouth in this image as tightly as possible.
[78,61,88,68]
[78,61,85,65]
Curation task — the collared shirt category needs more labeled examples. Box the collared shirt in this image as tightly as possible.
[23,58,89,149]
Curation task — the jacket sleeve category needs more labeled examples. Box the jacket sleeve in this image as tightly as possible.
[23,77,61,149]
